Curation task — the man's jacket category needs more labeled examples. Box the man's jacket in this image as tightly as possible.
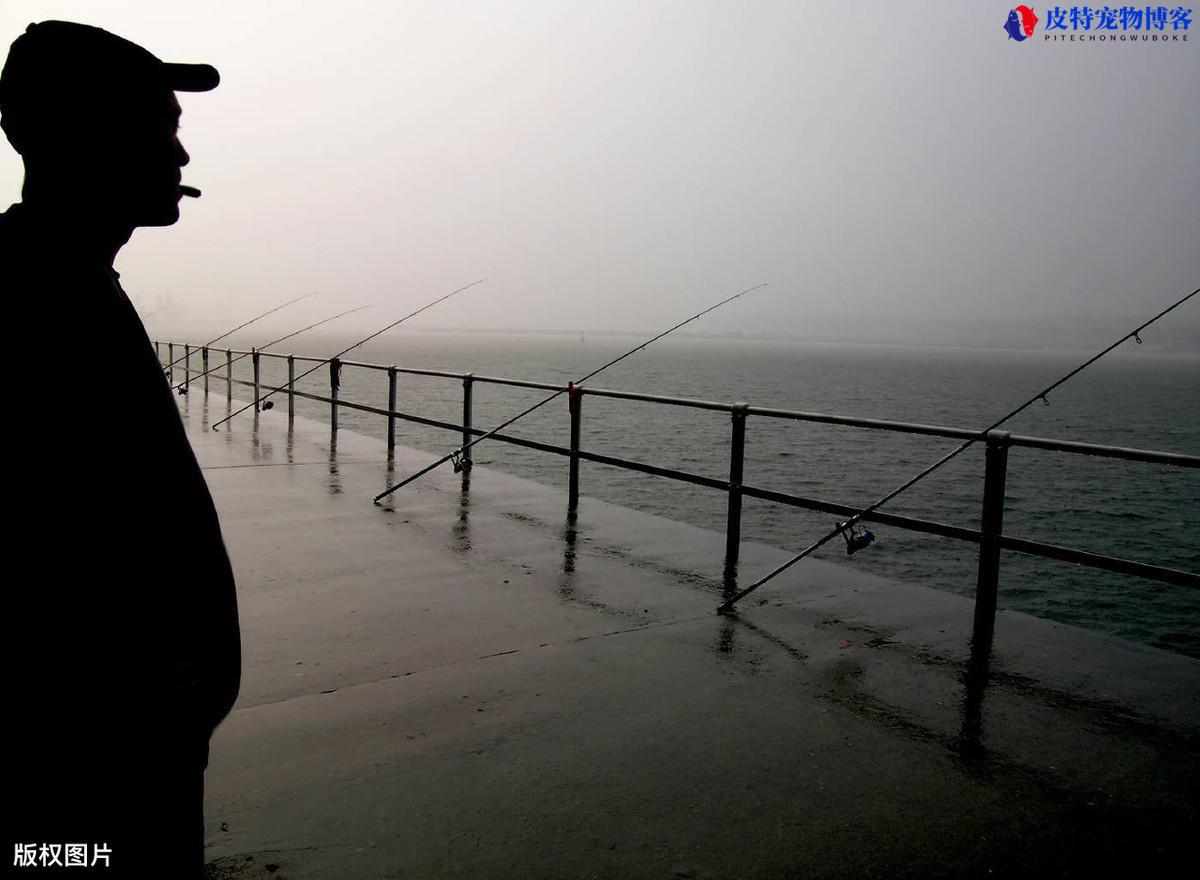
[0,201,241,804]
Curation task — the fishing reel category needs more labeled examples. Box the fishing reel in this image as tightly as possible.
[451,450,472,474]
[261,400,274,411]
[176,386,188,396]
[837,520,875,556]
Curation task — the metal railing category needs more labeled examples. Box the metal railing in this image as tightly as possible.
[158,340,1200,642]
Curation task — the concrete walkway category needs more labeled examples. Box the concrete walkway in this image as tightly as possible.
[178,393,1199,880]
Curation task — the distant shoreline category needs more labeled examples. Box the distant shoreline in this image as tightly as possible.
[151,321,1200,360]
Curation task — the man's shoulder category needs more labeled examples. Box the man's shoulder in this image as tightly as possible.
[2,205,122,347]
[0,202,28,252]
[0,201,33,236]
[2,205,48,324]
[1,202,56,275]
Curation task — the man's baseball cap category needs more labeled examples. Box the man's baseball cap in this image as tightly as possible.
[0,20,219,151]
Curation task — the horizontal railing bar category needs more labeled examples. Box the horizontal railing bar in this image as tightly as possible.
[1006,434,1198,467]
[382,366,478,380]
[741,484,981,543]
[332,398,391,417]
[470,374,567,392]
[380,409,460,434]
[375,409,724,479]
[332,359,393,372]
[216,348,300,361]
[577,387,736,412]
[576,450,730,490]
[225,376,330,406]
[998,535,1199,589]
[345,404,565,456]
[162,342,1199,467]
[745,406,979,439]
[466,427,567,458]
[209,352,568,388]
[389,412,573,458]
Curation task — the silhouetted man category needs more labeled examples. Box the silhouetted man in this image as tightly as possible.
[0,21,240,878]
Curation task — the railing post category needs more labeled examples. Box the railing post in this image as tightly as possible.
[252,349,261,410]
[462,373,474,473]
[288,355,296,426]
[225,349,232,408]
[973,430,1010,649]
[725,403,749,572]
[167,342,174,384]
[329,357,341,432]
[568,383,582,511]
[155,340,160,364]
[202,347,209,396]
[387,366,398,454]
[183,344,190,392]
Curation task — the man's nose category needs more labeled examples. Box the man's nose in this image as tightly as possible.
[176,138,190,168]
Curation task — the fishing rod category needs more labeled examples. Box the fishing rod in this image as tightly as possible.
[160,291,319,375]
[373,282,768,504]
[172,304,372,394]
[717,285,1199,614]
[211,278,487,430]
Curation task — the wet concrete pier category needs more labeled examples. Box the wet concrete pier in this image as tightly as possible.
[184,396,1199,879]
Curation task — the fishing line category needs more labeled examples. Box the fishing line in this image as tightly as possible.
[211,279,487,431]
[373,282,768,504]
[717,285,1199,613]
[171,304,372,395]
[159,291,319,375]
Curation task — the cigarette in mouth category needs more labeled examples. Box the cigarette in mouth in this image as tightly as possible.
[180,185,202,198]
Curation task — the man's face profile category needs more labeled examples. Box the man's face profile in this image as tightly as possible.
[65,89,192,229]
[103,90,192,228]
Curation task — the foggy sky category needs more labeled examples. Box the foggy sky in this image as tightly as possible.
[2,1,1197,346]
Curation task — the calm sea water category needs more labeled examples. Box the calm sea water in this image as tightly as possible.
[214,330,1199,657]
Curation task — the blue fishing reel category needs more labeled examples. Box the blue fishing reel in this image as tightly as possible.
[837,520,875,556]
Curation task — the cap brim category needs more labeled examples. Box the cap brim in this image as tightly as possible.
[164,62,219,92]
